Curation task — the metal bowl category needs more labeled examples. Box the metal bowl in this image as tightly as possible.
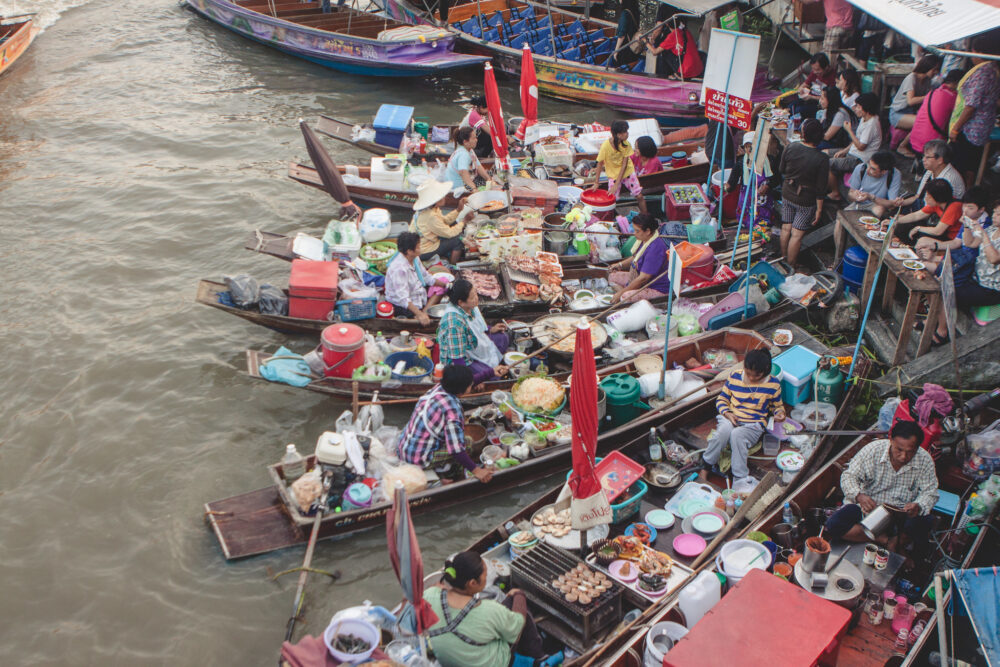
[383,158,402,171]
[427,303,448,318]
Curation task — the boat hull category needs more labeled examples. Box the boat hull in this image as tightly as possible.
[0,19,39,78]
[184,0,487,76]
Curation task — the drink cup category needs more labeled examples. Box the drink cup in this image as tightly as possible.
[884,597,898,619]
[875,547,889,570]
[863,544,878,565]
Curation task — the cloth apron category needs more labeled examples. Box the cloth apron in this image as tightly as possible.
[445,303,503,368]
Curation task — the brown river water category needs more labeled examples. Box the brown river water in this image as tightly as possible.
[0,1,799,662]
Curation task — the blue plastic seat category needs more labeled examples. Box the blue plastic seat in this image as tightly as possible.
[565,19,585,37]
[510,32,529,49]
[482,27,499,42]
[535,14,550,29]
[533,38,554,56]
[631,60,645,72]
[530,27,552,43]
[591,39,612,56]
[509,18,527,34]
[559,46,581,62]
[587,28,605,41]
[486,11,504,27]
[514,6,535,21]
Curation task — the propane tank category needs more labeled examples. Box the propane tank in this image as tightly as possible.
[813,356,845,406]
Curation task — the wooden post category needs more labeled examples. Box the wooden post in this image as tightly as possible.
[351,380,360,419]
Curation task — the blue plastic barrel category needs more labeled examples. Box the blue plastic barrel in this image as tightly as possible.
[842,246,867,285]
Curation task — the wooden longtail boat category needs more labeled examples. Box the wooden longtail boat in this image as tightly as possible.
[594,385,1000,667]
[315,114,682,160]
[0,17,39,78]
[288,143,709,210]
[197,250,783,334]
[182,0,487,76]
[207,331,817,560]
[432,356,869,664]
[381,0,777,116]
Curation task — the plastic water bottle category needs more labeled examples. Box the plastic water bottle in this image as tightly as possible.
[782,502,794,524]
[282,444,306,481]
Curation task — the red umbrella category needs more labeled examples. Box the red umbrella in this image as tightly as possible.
[386,482,438,635]
[515,44,538,142]
[567,319,610,525]
[483,62,510,172]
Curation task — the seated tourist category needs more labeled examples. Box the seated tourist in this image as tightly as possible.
[846,150,901,217]
[892,178,963,245]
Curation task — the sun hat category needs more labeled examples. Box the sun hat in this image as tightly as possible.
[413,179,452,211]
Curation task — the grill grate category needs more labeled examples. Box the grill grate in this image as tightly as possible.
[509,541,623,645]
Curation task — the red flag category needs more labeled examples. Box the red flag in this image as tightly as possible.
[567,319,611,528]
[483,62,510,171]
[515,44,538,142]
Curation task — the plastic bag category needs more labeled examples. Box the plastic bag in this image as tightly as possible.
[290,470,323,513]
[877,397,902,431]
[224,274,260,309]
[258,284,288,316]
[689,204,710,226]
[791,401,837,430]
[778,273,816,300]
[357,401,385,433]
[335,409,358,434]
[339,278,378,300]
[382,463,428,500]
[675,313,701,337]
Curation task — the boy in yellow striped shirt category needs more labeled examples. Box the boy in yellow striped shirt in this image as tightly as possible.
[699,349,786,491]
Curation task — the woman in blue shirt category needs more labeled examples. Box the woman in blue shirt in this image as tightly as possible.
[443,127,492,194]
[608,214,671,303]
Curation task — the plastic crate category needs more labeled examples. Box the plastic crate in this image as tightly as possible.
[663,183,707,221]
[335,297,377,322]
[611,480,648,523]
[686,222,717,244]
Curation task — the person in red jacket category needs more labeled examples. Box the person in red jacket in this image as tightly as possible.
[645,22,703,79]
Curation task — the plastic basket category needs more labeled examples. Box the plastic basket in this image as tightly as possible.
[335,297,377,322]
[686,223,717,244]
[611,480,648,523]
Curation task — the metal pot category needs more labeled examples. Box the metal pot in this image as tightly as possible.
[771,523,797,549]
[803,536,831,573]
[860,505,894,540]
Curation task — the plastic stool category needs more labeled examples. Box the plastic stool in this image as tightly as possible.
[973,303,1000,325]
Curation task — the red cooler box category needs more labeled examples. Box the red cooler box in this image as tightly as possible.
[288,259,339,320]
[663,183,708,221]
[670,241,716,286]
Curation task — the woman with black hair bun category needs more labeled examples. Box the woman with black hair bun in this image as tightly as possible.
[436,279,509,386]
[423,551,543,667]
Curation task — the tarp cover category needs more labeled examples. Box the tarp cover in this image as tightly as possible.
[953,567,999,667]
[658,0,735,17]
[845,0,1000,48]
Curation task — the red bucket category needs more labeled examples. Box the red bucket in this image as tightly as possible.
[711,169,740,220]
[320,324,365,378]
[581,189,617,221]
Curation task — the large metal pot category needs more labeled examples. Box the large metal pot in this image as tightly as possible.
[860,505,894,540]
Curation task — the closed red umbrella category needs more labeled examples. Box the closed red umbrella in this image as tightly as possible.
[567,319,610,527]
[515,44,538,142]
[483,62,510,172]
[386,482,438,635]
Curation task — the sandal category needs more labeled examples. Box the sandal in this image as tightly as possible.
[931,331,950,347]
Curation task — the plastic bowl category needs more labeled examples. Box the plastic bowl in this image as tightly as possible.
[385,351,433,381]
[323,618,379,663]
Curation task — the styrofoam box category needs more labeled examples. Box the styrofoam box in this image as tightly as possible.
[370,157,405,191]
[627,118,663,146]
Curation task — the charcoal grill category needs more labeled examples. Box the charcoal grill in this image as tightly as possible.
[509,541,623,646]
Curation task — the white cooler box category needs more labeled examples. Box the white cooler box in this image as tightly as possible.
[627,118,663,146]
[370,156,406,191]
[535,143,574,168]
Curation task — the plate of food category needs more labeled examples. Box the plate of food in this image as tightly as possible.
[866,230,887,241]
[903,260,926,270]
[511,375,567,415]
[772,329,793,347]
[479,199,507,212]
[859,215,880,229]
[887,247,918,261]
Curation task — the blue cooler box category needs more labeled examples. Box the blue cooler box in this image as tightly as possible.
[373,104,414,149]
[773,345,821,406]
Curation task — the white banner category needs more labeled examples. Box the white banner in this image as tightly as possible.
[846,0,1000,47]
[701,29,761,103]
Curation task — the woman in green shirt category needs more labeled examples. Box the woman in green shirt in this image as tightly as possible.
[423,551,543,667]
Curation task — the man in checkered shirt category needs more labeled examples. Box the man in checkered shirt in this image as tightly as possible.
[825,421,938,554]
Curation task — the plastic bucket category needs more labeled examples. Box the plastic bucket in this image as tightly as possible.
[323,618,379,663]
[557,185,584,208]
[710,169,739,219]
[581,189,617,221]
[385,351,433,382]
[842,246,867,285]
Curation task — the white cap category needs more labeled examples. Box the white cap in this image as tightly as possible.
[742,131,755,146]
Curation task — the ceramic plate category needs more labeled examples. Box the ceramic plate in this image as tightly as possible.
[672,533,707,558]
[645,509,676,530]
[608,559,639,583]
[677,499,711,519]
[866,230,887,241]
[903,260,926,270]
[691,511,726,534]
[859,216,880,228]
[771,328,793,347]
[625,523,658,544]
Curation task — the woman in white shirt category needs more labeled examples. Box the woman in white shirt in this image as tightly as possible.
[837,69,862,115]
[384,231,446,326]
[890,55,941,131]
[828,93,882,200]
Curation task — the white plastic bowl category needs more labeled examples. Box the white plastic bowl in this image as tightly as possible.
[323,618,379,663]
[717,539,771,579]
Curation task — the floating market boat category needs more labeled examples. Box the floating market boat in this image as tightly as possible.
[369,359,867,663]
[379,0,777,116]
[0,16,40,78]
[288,141,709,210]
[182,0,487,76]
[209,335,854,559]
[596,388,1000,666]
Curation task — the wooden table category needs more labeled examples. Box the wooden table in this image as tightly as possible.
[833,210,941,366]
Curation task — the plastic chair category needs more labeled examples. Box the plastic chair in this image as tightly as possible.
[535,14,551,29]
[482,27,499,43]
[510,32,529,49]
[533,38,554,56]
[486,11,504,27]
[559,46,581,62]
[631,60,645,72]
